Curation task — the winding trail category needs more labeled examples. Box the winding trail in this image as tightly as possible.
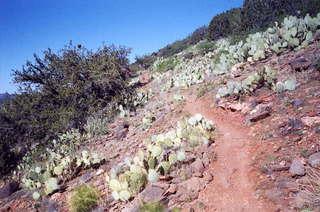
[184,94,274,212]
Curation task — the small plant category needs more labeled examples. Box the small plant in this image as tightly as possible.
[139,201,166,212]
[196,40,216,53]
[68,184,100,212]
[154,57,179,73]
[84,112,109,138]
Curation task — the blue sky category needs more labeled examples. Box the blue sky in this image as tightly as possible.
[0,0,243,93]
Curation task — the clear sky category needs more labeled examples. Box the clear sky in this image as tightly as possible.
[0,0,243,93]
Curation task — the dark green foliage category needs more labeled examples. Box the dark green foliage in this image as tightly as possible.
[0,43,134,176]
[135,54,157,69]
[156,26,207,59]
[207,8,244,41]
[207,0,320,41]
[68,184,100,212]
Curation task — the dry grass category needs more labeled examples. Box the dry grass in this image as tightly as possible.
[299,167,320,209]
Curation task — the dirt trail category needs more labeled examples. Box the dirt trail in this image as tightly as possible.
[184,94,274,212]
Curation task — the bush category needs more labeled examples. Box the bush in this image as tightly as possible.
[196,40,216,53]
[157,26,207,58]
[84,112,109,138]
[68,184,100,212]
[207,8,243,41]
[135,54,157,69]
[139,201,166,212]
[154,57,179,73]
[0,42,134,177]
[207,0,320,41]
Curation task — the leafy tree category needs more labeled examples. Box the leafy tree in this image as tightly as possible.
[0,43,133,176]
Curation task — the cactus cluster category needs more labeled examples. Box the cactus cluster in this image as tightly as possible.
[119,90,151,118]
[106,114,215,202]
[216,66,277,98]
[22,149,103,198]
[150,13,319,92]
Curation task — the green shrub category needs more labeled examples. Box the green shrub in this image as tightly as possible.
[139,201,166,212]
[69,184,100,212]
[207,0,320,41]
[0,43,135,177]
[84,112,109,138]
[196,40,216,53]
[154,57,179,73]
[207,8,244,41]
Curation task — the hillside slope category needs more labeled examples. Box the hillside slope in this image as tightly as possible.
[1,13,320,212]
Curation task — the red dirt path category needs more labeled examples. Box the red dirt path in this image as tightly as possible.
[184,94,275,212]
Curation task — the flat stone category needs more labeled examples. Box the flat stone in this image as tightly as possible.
[246,104,272,123]
[139,185,164,202]
[80,172,93,183]
[289,159,305,176]
[308,152,320,167]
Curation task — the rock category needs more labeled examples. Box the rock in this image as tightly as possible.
[301,116,320,127]
[292,191,309,209]
[47,202,60,212]
[191,159,205,175]
[278,119,304,136]
[264,188,284,202]
[115,128,129,140]
[0,182,19,200]
[165,184,177,195]
[292,99,304,107]
[91,207,104,212]
[308,152,320,167]
[270,165,290,172]
[139,72,153,84]
[289,159,305,176]
[122,203,139,212]
[139,185,164,202]
[178,177,205,193]
[203,173,214,183]
[314,30,320,41]
[80,172,92,183]
[276,178,298,191]
[96,169,104,176]
[289,57,311,72]
[245,104,272,123]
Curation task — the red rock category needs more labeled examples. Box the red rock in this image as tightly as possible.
[301,116,320,127]
[139,72,153,84]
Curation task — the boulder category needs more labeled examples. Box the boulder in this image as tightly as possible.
[0,182,19,200]
[245,104,272,123]
[314,30,320,41]
[139,72,153,85]
[139,185,164,202]
[289,57,311,72]
[308,152,320,167]
[191,159,205,175]
[289,159,305,176]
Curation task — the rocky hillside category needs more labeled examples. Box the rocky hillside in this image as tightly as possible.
[1,13,320,212]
